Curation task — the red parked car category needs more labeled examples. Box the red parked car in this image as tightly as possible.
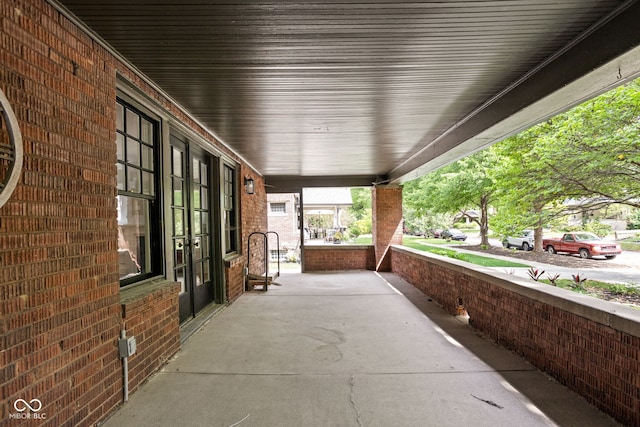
[542,232,622,259]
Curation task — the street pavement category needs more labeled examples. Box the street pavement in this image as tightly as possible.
[463,237,640,286]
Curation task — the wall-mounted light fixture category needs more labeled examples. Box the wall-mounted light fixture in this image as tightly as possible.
[244,177,255,194]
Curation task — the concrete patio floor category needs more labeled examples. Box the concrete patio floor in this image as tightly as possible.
[102,271,621,427]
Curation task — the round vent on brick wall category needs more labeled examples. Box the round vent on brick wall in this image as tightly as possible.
[0,88,23,209]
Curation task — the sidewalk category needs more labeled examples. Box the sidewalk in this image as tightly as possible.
[102,271,621,427]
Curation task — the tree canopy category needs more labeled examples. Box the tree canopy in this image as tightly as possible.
[403,77,640,250]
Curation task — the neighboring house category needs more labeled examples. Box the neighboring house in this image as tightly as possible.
[267,188,353,256]
[267,193,300,260]
[563,198,636,230]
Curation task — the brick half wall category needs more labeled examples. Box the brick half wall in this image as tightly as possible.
[303,245,375,271]
[120,280,181,396]
[391,245,640,427]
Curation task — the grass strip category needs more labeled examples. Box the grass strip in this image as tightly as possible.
[402,239,530,268]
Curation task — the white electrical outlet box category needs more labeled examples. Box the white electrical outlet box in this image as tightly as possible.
[119,336,137,358]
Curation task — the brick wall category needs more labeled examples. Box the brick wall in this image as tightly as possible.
[372,186,403,271]
[267,193,299,252]
[391,246,640,427]
[1,1,123,425]
[0,1,265,425]
[237,168,268,300]
[303,245,375,271]
[120,281,180,396]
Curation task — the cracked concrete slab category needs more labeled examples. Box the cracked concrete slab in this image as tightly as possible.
[103,271,621,427]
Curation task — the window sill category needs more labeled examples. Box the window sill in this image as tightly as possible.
[224,253,242,268]
[120,276,180,307]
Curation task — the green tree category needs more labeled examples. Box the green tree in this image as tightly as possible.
[349,188,372,220]
[541,79,640,209]
[404,150,498,245]
[491,77,640,250]
[348,187,372,237]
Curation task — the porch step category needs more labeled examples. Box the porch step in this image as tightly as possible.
[246,272,279,292]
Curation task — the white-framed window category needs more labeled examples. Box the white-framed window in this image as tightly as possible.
[270,202,286,214]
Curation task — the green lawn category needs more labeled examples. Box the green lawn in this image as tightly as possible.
[348,235,373,244]
[619,239,640,251]
[402,238,530,268]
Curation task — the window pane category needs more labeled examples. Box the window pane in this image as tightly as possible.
[116,163,126,191]
[127,166,141,193]
[126,138,140,166]
[116,133,125,161]
[117,196,150,280]
[125,109,140,138]
[142,145,153,170]
[142,171,154,196]
[140,118,153,143]
[116,103,124,131]
[271,203,286,213]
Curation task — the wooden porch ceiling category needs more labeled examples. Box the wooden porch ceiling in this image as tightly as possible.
[52,1,640,190]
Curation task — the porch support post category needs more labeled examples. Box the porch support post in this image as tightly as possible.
[372,185,403,272]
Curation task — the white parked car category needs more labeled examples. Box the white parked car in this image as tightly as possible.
[505,230,534,251]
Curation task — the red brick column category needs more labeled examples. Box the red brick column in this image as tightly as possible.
[372,185,403,271]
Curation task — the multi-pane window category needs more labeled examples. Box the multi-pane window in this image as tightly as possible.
[223,164,238,254]
[270,202,286,214]
[116,99,161,285]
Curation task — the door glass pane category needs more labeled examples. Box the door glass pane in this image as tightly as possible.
[175,267,186,293]
[200,163,208,184]
[193,240,202,261]
[175,239,185,265]
[192,159,200,183]
[201,189,208,209]
[201,239,209,257]
[193,188,201,209]
[174,209,184,236]
[194,211,201,234]
[195,263,202,287]
[201,211,209,233]
[203,262,210,282]
[173,178,184,206]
